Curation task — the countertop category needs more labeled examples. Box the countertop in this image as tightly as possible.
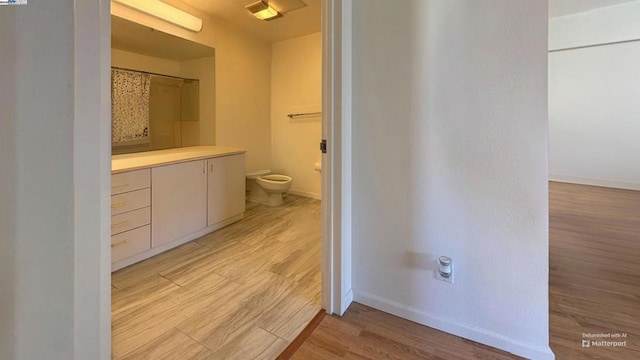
[112,146,246,174]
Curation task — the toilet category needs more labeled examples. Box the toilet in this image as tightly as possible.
[246,170,293,207]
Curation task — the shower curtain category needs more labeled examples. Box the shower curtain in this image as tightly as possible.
[111,69,151,144]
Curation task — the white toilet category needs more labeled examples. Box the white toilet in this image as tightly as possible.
[246,170,293,207]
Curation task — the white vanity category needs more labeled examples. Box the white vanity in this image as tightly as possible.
[110,146,246,271]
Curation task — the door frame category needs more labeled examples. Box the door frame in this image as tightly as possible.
[79,0,353,357]
[322,0,353,316]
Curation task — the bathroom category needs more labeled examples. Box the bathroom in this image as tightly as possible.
[109,0,323,358]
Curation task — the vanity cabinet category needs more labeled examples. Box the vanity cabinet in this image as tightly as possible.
[111,147,246,271]
[207,154,246,226]
[151,160,207,248]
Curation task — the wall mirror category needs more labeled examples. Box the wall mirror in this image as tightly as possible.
[111,16,215,155]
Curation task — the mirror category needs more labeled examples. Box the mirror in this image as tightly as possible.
[111,16,215,155]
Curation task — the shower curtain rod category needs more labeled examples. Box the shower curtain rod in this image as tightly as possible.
[111,66,199,82]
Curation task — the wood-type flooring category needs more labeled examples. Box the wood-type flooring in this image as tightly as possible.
[111,194,322,359]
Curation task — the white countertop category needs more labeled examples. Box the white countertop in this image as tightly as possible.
[112,146,246,174]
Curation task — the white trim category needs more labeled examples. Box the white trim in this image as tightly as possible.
[321,0,335,314]
[342,288,353,312]
[74,0,112,359]
[339,0,353,316]
[549,174,640,191]
[354,291,556,360]
[322,0,353,316]
[287,189,322,200]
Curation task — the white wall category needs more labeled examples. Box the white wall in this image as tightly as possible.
[212,25,271,173]
[549,2,640,190]
[0,0,111,359]
[350,1,553,359]
[271,32,322,199]
[113,0,272,172]
[1,2,74,358]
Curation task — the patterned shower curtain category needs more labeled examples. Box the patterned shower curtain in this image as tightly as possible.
[111,69,151,144]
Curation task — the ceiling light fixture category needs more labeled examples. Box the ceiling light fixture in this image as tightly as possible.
[112,0,203,32]
[245,0,282,21]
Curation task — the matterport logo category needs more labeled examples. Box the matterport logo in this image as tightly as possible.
[582,332,627,348]
[0,0,28,5]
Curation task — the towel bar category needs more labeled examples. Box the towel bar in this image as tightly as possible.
[287,112,322,118]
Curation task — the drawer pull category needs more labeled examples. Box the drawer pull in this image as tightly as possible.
[111,239,130,248]
[111,201,129,209]
[111,220,129,228]
[111,184,129,189]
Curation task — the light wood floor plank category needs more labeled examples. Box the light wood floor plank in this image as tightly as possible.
[117,328,212,360]
[177,271,297,352]
[112,241,212,290]
[549,182,639,360]
[289,303,522,360]
[112,194,322,359]
[257,292,321,342]
[212,326,289,360]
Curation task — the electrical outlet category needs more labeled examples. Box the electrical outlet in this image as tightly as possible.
[436,256,454,284]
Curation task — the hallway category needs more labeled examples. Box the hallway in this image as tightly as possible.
[549,182,640,359]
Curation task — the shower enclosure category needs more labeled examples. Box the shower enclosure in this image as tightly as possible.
[111,67,200,155]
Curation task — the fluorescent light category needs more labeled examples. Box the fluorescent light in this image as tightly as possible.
[254,6,279,20]
[245,1,282,21]
[113,0,203,32]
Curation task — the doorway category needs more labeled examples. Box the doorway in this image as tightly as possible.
[105,4,348,355]
[547,2,640,358]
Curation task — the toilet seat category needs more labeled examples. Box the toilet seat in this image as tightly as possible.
[258,174,292,184]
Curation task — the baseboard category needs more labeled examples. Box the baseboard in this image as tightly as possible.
[287,189,322,200]
[354,291,555,360]
[549,174,640,191]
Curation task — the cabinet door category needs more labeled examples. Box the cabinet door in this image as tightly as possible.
[152,160,207,247]
[206,157,226,226]
[207,154,246,226]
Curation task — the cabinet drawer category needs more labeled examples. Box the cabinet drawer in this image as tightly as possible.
[111,225,150,263]
[111,207,150,236]
[111,169,150,195]
[111,188,150,216]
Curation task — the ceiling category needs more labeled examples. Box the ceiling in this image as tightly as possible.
[549,0,638,17]
[112,16,215,61]
[181,0,321,43]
